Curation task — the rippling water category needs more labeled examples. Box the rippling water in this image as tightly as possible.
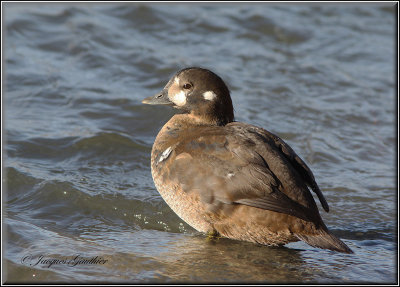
[3,3,397,283]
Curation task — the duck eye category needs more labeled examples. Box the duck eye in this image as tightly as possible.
[183,83,192,89]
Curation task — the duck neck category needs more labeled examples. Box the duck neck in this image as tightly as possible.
[188,107,234,126]
[177,112,230,127]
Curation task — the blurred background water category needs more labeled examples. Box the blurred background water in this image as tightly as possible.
[3,2,397,283]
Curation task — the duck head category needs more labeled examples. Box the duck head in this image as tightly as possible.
[142,67,234,126]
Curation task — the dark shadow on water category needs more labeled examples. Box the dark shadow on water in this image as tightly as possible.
[150,233,327,283]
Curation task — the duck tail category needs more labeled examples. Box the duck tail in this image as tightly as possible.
[296,230,353,254]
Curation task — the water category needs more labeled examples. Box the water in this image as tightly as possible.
[3,3,397,283]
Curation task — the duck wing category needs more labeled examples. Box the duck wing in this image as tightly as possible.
[159,123,326,225]
[229,122,330,212]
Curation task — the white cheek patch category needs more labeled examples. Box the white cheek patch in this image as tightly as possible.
[171,90,186,106]
[203,91,217,101]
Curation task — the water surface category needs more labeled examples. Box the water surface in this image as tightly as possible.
[3,3,397,283]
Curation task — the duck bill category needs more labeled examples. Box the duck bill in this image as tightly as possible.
[142,90,173,105]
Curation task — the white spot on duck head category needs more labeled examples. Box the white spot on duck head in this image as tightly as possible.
[171,90,186,106]
[203,91,217,101]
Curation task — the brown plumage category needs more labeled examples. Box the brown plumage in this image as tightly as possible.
[142,67,353,253]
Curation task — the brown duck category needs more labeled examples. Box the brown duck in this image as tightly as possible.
[142,67,353,253]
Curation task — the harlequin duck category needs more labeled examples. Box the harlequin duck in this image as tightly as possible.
[142,67,353,253]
